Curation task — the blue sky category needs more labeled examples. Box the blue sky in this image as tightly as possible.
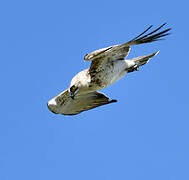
[0,0,189,179]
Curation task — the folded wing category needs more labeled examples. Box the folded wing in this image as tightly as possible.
[47,90,117,115]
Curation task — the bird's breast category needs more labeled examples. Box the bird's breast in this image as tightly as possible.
[90,60,127,88]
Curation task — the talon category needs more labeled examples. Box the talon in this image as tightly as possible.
[127,64,139,73]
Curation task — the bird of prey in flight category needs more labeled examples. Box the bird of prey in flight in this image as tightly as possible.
[47,23,171,115]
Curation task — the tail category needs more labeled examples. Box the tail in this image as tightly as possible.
[127,51,159,72]
[132,51,159,66]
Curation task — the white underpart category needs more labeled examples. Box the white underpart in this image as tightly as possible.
[98,59,135,87]
[69,59,137,95]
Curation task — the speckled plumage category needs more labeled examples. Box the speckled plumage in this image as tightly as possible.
[48,23,171,115]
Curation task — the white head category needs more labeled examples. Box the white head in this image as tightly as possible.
[68,69,90,99]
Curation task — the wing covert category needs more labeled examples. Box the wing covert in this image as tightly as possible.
[48,90,117,115]
[86,23,170,73]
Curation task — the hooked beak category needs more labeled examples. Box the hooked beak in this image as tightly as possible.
[69,91,75,99]
[69,87,78,100]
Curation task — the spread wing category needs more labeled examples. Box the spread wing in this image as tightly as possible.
[85,23,171,73]
[47,89,117,115]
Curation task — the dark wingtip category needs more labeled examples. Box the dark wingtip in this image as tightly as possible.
[130,25,153,42]
[130,23,171,45]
